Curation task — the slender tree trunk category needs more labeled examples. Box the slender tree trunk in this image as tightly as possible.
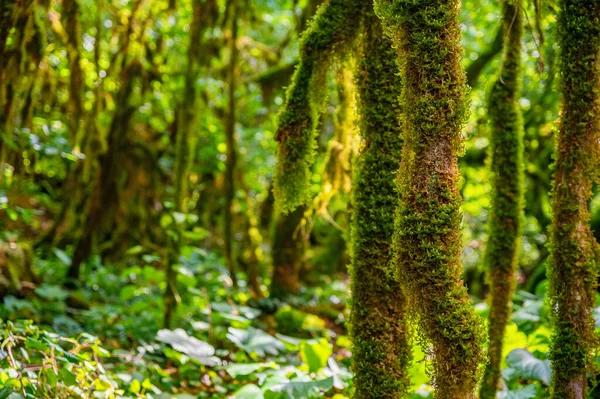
[270,206,305,298]
[349,11,410,398]
[62,0,84,144]
[479,1,524,397]
[375,1,485,397]
[0,0,16,67]
[223,4,238,286]
[548,0,600,398]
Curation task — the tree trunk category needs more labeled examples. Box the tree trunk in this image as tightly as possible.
[479,1,524,398]
[375,0,485,397]
[548,0,600,398]
[270,206,305,298]
[223,2,238,287]
[349,10,411,398]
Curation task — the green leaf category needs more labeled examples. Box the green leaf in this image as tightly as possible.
[24,337,48,351]
[300,338,332,373]
[226,327,285,357]
[129,379,141,394]
[156,328,220,366]
[0,387,13,399]
[52,248,72,266]
[505,349,551,385]
[35,284,69,301]
[59,368,77,386]
[232,384,264,399]
[225,362,277,378]
[265,377,334,399]
[498,384,537,399]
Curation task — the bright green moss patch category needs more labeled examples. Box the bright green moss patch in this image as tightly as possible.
[548,0,600,398]
[349,11,410,399]
[479,1,525,398]
[273,0,364,213]
[375,0,485,397]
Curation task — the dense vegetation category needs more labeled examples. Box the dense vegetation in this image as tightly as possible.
[1,0,599,398]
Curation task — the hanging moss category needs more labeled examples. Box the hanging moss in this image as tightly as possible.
[348,11,410,399]
[548,0,600,397]
[479,1,524,398]
[375,0,486,397]
[313,64,355,215]
[273,0,364,213]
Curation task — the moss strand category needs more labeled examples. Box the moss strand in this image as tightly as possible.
[273,0,364,213]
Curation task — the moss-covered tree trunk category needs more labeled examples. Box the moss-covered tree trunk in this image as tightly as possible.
[223,3,238,286]
[270,206,305,298]
[62,0,84,144]
[273,0,364,213]
[348,11,410,399]
[548,0,600,397]
[479,1,524,397]
[375,1,485,397]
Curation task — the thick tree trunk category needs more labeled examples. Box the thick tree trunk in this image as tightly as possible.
[349,11,411,398]
[375,0,485,397]
[548,0,600,398]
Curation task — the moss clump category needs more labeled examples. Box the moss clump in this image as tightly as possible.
[548,0,600,397]
[348,11,411,399]
[479,1,524,398]
[375,0,486,397]
[273,0,364,213]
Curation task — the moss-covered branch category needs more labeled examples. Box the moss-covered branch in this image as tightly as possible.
[273,0,363,213]
[479,1,524,398]
[349,11,410,398]
[375,0,485,397]
[548,0,600,397]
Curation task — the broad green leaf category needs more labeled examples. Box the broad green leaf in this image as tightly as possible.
[501,323,527,367]
[225,362,277,378]
[300,339,332,373]
[505,349,551,385]
[156,329,220,366]
[34,284,69,301]
[226,327,285,357]
[265,377,334,399]
[498,384,537,399]
[232,384,264,399]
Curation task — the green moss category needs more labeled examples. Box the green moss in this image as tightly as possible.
[479,1,525,398]
[375,0,486,397]
[273,0,364,213]
[348,11,410,399]
[548,0,600,397]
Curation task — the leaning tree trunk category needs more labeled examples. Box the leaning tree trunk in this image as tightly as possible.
[479,0,524,397]
[375,0,485,398]
[548,0,600,398]
[348,10,411,399]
